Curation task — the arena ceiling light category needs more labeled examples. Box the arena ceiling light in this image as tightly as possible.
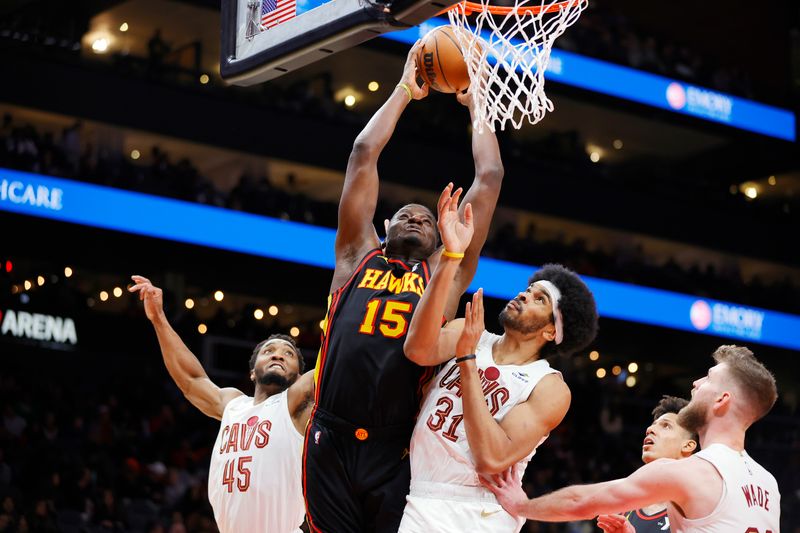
[739,181,760,200]
[91,37,110,53]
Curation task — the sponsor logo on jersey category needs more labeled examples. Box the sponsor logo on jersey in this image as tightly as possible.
[512,371,529,383]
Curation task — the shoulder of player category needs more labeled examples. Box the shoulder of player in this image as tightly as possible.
[443,317,466,331]
[331,243,382,292]
[216,388,246,419]
[520,374,571,424]
[636,456,716,489]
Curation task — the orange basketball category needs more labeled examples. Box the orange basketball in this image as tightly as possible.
[416,26,470,94]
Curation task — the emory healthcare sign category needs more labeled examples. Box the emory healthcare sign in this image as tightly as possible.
[2,169,799,351]
[690,300,765,341]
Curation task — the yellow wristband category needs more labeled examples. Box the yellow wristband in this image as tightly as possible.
[397,83,413,102]
[442,249,465,259]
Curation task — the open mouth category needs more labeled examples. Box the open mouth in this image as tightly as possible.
[267,363,285,371]
[643,437,655,447]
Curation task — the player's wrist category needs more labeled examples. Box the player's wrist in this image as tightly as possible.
[150,311,168,327]
[441,248,465,260]
[396,82,413,102]
[455,353,476,364]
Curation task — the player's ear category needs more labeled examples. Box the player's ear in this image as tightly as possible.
[250,369,256,383]
[682,439,697,457]
[542,324,556,343]
[383,219,390,236]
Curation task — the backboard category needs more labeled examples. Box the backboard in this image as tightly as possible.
[220,0,459,86]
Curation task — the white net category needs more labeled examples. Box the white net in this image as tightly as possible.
[447,0,588,132]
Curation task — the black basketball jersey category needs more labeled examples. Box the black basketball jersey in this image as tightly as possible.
[314,248,436,427]
[625,508,671,532]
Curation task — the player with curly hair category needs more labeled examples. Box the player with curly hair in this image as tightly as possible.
[399,189,599,532]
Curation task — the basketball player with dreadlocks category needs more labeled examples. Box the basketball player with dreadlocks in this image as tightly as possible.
[398,189,598,532]
[130,275,315,533]
[596,396,698,533]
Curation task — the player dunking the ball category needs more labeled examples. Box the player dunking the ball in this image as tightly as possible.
[129,276,315,533]
[398,189,598,532]
[303,40,504,533]
[485,345,780,532]
[596,396,699,533]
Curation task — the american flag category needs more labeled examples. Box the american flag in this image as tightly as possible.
[261,0,296,29]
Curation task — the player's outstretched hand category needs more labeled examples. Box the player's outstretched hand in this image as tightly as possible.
[456,288,484,357]
[480,467,527,517]
[128,275,166,324]
[436,182,473,256]
[400,40,429,100]
[596,514,635,533]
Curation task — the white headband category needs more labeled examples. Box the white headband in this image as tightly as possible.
[534,280,564,345]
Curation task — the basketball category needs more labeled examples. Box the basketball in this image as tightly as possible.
[416,25,470,93]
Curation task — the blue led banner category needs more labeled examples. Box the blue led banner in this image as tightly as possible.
[382,19,796,141]
[2,169,799,350]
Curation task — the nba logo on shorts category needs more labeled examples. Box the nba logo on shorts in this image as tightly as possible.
[690,300,712,330]
[666,82,687,110]
[314,430,321,444]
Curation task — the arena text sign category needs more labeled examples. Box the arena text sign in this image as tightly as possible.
[0,309,78,345]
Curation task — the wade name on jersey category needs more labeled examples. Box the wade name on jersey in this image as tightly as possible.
[741,484,772,511]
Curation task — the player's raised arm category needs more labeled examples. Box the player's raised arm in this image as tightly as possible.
[452,290,570,474]
[483,456,699,522]
[333,41,429,290]
[286,369,315,433]
[129,275,242,420]
[405,183,473,365]
[444,87,504,317]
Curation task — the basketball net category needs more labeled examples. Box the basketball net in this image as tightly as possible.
[447,0,588,132]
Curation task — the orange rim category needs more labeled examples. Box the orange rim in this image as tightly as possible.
[447,0,576,15]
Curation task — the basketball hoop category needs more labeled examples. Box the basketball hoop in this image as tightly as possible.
[445,0,588,132]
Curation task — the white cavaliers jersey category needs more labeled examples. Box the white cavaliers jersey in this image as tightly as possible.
[667,443,780,533]
[208,391,305,533]
[410,330,560,489]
